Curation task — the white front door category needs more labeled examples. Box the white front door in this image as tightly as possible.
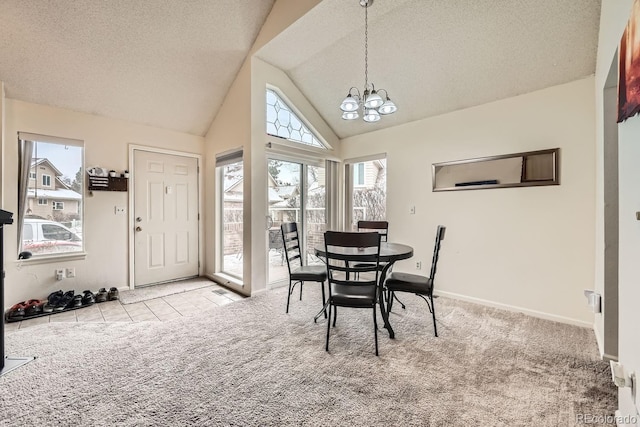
[133,150,199,286]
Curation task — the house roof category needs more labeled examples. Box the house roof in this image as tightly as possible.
[27,188,82,201]
[0,0,601,139]
[31,158,63,177]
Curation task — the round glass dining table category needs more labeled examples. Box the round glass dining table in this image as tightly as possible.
[314,242,413,339]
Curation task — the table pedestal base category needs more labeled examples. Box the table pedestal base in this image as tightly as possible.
[1,356,35,376]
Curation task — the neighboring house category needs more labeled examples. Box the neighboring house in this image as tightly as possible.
[27,158,81,220]
[353,160,385,189]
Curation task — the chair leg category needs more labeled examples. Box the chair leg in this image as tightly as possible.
[430,294,438,337]
[373,305,379,356]
[326,303,332,352]
[386,289,393,312]
[286,280,293,313]
[332,306,337,327]
[299,282,303,300]
[393,293,406,310]
[321,281,327,319]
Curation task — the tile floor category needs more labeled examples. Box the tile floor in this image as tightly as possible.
[5,284,244,332]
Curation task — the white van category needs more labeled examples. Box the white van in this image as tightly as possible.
[22,218,82,255]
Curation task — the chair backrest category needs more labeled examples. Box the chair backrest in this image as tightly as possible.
[429,225,446,281]
[357,220,388,242]
[324,231,381,287]
[281,222,303,273]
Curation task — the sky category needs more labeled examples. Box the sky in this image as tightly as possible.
[33,142,82,181]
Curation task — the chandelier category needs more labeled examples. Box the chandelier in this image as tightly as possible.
[340,0,397,122]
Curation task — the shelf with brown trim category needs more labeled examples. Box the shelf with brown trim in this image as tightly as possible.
[88,176,128,192]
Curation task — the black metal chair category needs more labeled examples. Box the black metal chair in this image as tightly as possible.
[281,222,327,317]
[353,220,388,277]
[356,220,388,241]
[385,225,446,337]
[324,231,382,355]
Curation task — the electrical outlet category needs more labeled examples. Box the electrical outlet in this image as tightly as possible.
[115,206,126,215]
[55,269,65,281]
[416,261,421,270]
[66,268,76,278]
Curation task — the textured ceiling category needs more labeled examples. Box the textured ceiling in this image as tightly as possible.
[0,0,601,140]
[258,0,602,139]
[0,0,275,136]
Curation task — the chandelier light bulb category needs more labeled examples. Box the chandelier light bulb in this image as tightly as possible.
[340,94,359,112]
[363,108,381,122]
[342,111,359,120]
[364,90,384,109]
[378,98,397,115]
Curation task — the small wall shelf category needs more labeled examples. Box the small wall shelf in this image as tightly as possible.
[88,176,128,192]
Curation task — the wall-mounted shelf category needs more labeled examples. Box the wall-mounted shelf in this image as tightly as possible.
[88,176,128,192]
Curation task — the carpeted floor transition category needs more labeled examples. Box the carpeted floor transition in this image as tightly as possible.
[1,286,615,426]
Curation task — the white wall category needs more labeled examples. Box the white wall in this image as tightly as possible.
[203,0,340,296]
[597,0,640,419]
[341,78,596,326]
[2,99,203,306]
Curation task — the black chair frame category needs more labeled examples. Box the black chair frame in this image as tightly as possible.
[324,231,382,356]
[281,222,327,317]
[386,225,446,337]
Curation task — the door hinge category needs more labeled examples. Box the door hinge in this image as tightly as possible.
[198,213,200,220]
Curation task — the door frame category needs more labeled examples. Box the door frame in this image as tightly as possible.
[128,144,204,290]
[265,154,325,288]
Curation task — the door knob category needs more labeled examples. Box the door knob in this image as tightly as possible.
[135,226,142,232]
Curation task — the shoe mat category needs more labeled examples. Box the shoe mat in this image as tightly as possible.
[4,298,107,323]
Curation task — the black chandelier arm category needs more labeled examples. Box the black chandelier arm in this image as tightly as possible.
[346,87,362,98]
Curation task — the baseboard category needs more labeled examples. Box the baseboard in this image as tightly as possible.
[434,290,592,328]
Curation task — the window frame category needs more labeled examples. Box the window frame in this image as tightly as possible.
[42,174,51,187]
[18,132,86,261]
[214,148,244,286]
[52,201,64,210]
[344,154,387,231]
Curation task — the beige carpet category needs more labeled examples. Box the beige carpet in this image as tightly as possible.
[1,286,615,426]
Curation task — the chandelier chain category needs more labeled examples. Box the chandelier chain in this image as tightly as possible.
[364,2,368,91]
[339,0,396,122]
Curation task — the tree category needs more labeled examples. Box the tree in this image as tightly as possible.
[268,160,283,183]
[70,167,83,193]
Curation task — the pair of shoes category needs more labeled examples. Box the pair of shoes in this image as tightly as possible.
[7,302,27,320]
[70,293,83,308]
[82,290,95,305]
[24,299,44,316]
[108,287,119,301]
[95,288,108,303]
[43,290,64,313]
[56,290,76,311]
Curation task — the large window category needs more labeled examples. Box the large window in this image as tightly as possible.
[216,149,244,280]
[348,157,387,230]
[18,133,84,257]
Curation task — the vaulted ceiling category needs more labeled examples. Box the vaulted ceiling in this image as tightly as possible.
[0,0,602,139]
